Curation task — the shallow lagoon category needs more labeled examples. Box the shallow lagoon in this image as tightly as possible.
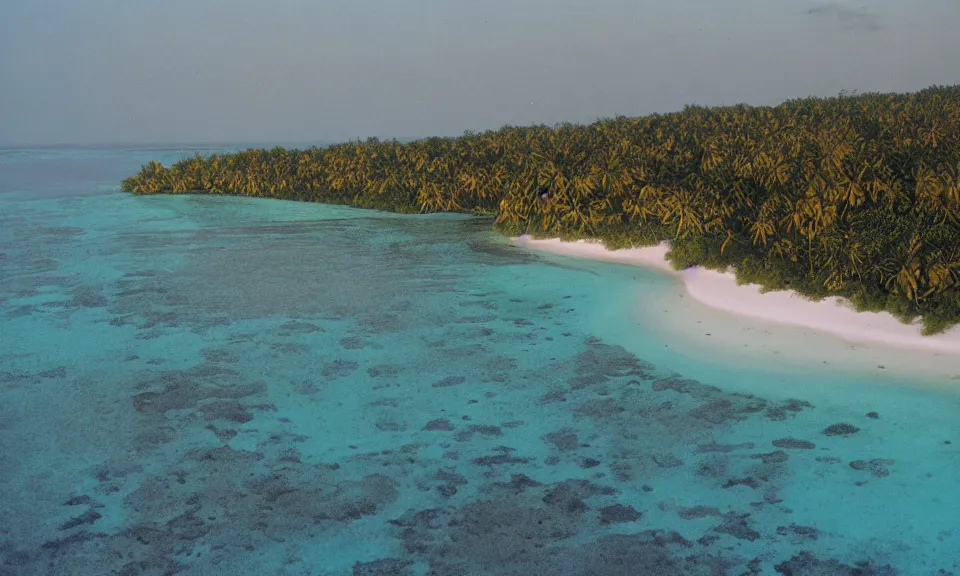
[1,148,959,575]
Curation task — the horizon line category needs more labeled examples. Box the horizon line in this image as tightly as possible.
[0,137,434,151]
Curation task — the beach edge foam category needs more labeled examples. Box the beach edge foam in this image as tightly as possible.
[511,235,960,355]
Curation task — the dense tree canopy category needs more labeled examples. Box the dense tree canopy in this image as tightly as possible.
[122,85,960,334]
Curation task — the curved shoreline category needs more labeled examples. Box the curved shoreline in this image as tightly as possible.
[511,235,960,356]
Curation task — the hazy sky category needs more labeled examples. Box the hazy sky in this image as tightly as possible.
[1,0,958,146]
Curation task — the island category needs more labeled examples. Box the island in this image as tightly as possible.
[122,84,960,335]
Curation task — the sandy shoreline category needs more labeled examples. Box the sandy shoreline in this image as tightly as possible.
[511,235,960,380]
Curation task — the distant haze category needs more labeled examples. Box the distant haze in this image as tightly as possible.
[1,0,958,146]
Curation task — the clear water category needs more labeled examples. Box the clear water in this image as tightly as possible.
[1,147,959,576]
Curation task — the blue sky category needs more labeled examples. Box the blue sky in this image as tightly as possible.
[1,0,958,145]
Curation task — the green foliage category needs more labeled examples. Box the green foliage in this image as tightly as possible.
[121,85,960,333]
[665,236,716,271]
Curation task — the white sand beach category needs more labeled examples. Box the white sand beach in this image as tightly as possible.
[512,235,960,383]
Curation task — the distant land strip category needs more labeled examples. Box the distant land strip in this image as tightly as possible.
[122,85,960,334]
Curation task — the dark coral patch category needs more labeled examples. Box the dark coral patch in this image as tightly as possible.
[543,428,580,451]
[270,342,310,354]
[391,500,727,576]
[694,456,728,479]
[39,366,68,379]
[751,450,790,465]
[197,400,254,423]
[368,397,401,408]
[652,375,720,397]
[490,473,542,495]
[580,458,602,469]
[423,419,455,432]
[455,425,502,442]
[279,320,323,334]
[849,459,894,477]
[713,512,760,542]
[432,376,466,388]
[678,506,721,520]
[69,286,108,308]
[322,359,359,378]
[568,337,656,389]
[352,558,415,576]
[823,423,861,436]
[486,355,516,371]
[367,364,404,378]
[340,336,367,349]
[765,399,813,421]
[63,495,100,507]
[398,497,581,572]
[539,388,568,405]
[435,468,468,488]
[131,369,264,415]
[772,438,816,450]
[774,551,896,575]
[472,446,530,467]
[722,477,761,489]
[58,509,102,531]
[695,442,755,453]
[652,453,684,469]
[544,479,616,511]
[573,398,625,418]
[598,504,642,524]
[689,399,747,424]
[776,524,819,540]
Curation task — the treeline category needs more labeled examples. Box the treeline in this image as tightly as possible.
[122,85,960,333]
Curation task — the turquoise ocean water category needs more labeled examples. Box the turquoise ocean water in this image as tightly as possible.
[1,147,958,575]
